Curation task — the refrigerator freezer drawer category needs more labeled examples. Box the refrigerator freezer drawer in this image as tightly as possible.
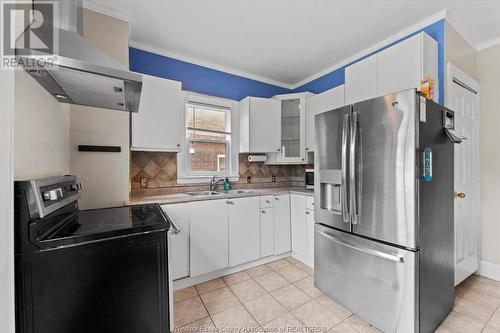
[314,224,417,333]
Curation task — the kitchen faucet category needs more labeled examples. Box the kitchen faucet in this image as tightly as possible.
[209,175,225,192]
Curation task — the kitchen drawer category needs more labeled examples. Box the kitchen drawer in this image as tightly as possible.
[306,196,314,210]
[260,195,274,208]
[315,224,416,332]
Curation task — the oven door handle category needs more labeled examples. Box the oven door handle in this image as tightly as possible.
[169,219,181,235]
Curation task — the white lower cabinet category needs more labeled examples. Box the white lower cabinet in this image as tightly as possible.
[273,194,291,255]
[190,199,229,277]
[291,194,315,265]
[260,207,274,257]
[290,194,307,258]
[161,203,190,280]
[306,209,315,264]
[229,197,261,266]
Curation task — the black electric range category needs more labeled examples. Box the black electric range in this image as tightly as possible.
[14,176,174,333]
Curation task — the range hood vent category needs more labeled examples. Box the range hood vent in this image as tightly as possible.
[15,0,142,112]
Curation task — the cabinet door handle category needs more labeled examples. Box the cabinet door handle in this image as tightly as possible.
[306,211,310,215]
[265,200,271,204]
[226,201,234,205]
[261,210,266,214]
[274,197,279,201]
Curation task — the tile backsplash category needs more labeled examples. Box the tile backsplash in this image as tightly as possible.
[130,151,311,192]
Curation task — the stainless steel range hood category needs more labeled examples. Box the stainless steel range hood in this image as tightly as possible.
[15,0,142,112]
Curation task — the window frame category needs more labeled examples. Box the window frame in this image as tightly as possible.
[177,94,239,183]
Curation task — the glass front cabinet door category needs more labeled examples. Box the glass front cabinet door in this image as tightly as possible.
[267,93,308,164]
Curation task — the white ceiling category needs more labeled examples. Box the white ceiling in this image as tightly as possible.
[88,0,500,88]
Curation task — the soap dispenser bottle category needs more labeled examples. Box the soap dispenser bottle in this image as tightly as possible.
[224,177,231,191]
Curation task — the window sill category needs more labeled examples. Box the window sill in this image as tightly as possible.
[176,174,240,185]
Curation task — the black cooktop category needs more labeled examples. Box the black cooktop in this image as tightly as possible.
[38,204,169,248]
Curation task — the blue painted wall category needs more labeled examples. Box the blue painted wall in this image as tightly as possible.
[129,19,445,104]
[293,19,445,104]
[129,48,291,101]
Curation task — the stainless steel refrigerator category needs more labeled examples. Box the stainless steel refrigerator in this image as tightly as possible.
[314,89,456,333]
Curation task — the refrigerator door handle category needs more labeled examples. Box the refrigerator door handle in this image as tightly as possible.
[341,113,350,223]
[350,111,360,224]
[318,231,404,263]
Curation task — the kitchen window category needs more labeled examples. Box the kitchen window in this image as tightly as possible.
[177,94,238,183]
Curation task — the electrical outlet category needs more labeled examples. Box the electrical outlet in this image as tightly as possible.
[272,175,276,182]
[140,177,148,188]
[246,176,251,183]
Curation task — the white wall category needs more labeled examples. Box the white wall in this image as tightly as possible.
[0,70,15,333]
[69,8,131,209]
[14,71,70,180]
[476,44,500,270]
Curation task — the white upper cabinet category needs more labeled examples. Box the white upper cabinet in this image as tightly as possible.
[345,56,378,104]
[305,85,345,151]
[378,32,438,101]
[345,32,438,104]
[239,96,281,153]
[266,92,309,164]
[131,75,184,152]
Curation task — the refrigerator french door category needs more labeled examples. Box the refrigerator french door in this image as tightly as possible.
[314,89,454,333]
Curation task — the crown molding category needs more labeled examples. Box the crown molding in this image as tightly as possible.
[476,36,500,51]
[129,41,295,90]
[291,10,447,89]
[83,0,130,22]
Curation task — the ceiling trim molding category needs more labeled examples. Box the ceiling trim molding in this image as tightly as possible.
[476,36,500,51]
[291,10,447,89]
[129,41,295,90]
[83,0,130,22]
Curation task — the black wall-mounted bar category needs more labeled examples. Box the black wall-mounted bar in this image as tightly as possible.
[78,145,121,153]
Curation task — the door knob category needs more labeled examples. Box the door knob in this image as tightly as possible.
[455,192,466,199]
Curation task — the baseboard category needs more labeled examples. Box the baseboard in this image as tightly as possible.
[173,252,291,290]
[291,252,314,268]
[479,260,500,282]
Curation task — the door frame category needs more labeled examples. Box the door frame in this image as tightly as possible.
[0,70,15,333]
[446,62,481,284]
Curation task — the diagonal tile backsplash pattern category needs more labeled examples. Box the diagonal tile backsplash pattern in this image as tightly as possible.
[131,151,311,191]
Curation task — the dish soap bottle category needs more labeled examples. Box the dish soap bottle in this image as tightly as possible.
[224,177,231,191]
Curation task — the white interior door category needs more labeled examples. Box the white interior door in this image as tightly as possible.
[446,63,480,286]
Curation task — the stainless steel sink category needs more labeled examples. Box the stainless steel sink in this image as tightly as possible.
[186,191,223,197]
[221,189,252,194]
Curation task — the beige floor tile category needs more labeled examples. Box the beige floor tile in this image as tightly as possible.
[489,308,500,331]
[285,256,301,265]
[327,321,360,333]
[453,296,497,323]
[195,278,227,295]
[271,284,311,310]
[262,312,307,333]
[316,295,351,321]
[292,300,343,331]
[222,270,252,286]
[200,287,240,314]
[466,276,500,299]
[230,278,268,302]
[255,271,290,292]
[483,325,500,333]
[440,310,484,333]
[293,276,323,299]
[174,286,198,303]
[276,264,310,283]
[267,258,293,271]
[244,294,288,325]
[174,296,209,327]
[294,262,314,275]
[343,315,381,333]
[211,304,260,331]
[455,284,500,309]
[176,316,216,333]
[432,324,456,333]
[247,264,273,278]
